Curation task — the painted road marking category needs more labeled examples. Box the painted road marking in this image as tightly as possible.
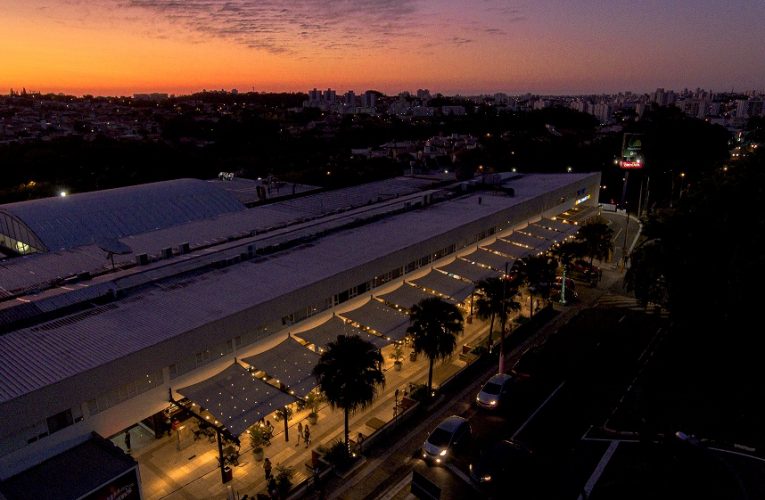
[578,440,620,500]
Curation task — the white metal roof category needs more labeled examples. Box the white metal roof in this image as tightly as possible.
[0,179,245,252]
[0,173,600,403]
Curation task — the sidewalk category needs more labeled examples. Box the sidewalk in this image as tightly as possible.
[132,305,493,499]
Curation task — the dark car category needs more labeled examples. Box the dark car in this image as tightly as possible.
[469,440,534,494]
[421,415,471,465]
[475,373,514,409]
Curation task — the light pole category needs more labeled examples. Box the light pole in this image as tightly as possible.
[678,172,686,200]
[499,261,509,373]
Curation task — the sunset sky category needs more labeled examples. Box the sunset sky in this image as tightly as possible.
[2,0,765,97]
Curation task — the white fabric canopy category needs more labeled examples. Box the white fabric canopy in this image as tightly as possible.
[293,316,390,351]
[378,283,440,310]
[241,337,320,398]
[340,299,410,341]
[483,239,531,259]
[177,363,298,436]
[437,258,499,283]
[411,271,474,303]
[463,248,515,272]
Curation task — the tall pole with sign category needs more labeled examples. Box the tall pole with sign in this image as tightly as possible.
[619,133,645,268]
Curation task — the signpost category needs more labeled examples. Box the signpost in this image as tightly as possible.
[618,133,645,268]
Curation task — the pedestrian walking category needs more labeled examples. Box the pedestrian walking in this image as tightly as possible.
[267,477,278,498]
[304,424,311,447]
[124,430,131,452]
[263,457,272,481]
[296,422,303,447]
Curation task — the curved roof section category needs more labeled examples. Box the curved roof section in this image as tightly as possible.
[0,179,246,253]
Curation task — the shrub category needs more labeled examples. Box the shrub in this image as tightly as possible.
[275,464,295,497]
[407,383,430,402]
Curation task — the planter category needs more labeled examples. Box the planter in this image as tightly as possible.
[307,412,318,425]
[253,447,264,461]
[393,360,402,371]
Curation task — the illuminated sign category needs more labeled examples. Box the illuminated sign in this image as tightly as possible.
[619,160,643,170]
[575,194,591,205]
[620,133,644,170]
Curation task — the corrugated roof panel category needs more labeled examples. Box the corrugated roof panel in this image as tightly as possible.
[0,173,601,403]
[0,179,245,252]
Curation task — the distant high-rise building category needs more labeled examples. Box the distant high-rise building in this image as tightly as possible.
[344,90,356,106]
[308,88,322,105]
[593,102,612,123]
[362,91,376,108]
[324,88,336,104]
[416,89,431,100]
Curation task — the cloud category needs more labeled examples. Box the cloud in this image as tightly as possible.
[449,36,473,45]
[118,0,424,54]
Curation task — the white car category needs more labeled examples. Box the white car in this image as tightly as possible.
[422,415,471,464]
[475,373,514,409]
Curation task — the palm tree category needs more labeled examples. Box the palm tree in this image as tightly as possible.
[552,239,587,267]
[576,220,614,267]
[313,335,385,455]
[517,254,557,316]
[407,297,464,395]
[474,277,505,350]
[551,240,586,303]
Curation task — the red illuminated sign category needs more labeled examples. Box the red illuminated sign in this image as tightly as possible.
[620,160,643,170]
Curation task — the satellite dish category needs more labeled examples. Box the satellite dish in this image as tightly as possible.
[97,238,132,255]
[98,239,132,271]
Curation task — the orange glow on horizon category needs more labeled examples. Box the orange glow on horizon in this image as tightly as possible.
[2,1,763,96]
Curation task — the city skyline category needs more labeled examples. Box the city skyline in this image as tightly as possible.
[3,0,765,97]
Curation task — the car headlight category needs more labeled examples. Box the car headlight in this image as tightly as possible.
[489,400,496,406]
[439,449,447,456]
[481,475,492,482]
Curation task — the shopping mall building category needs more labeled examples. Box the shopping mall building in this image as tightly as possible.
[0,171,600,496]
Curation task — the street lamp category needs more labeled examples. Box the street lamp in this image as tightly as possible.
[679,172,686,200]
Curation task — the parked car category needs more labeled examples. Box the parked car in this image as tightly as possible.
[553,276,576,291]
[475,373,514,409]
[469,439,534,493]
[570,259,600,282]
[421,415,471,464]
